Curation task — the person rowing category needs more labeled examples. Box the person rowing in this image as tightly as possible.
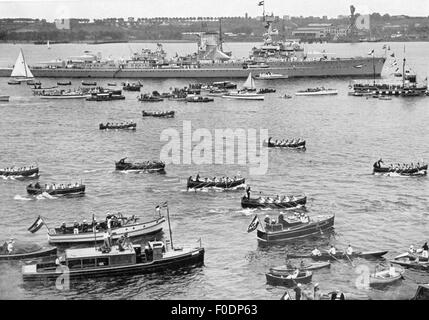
[328,245,337,255]
[312,247,322,256]
[346,245,353,256]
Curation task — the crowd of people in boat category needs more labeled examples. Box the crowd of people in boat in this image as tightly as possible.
[188,174,242,184]
[59,213,137,234]
[256,194,302,204]
[1,165,36,173]
[373,159,426,171]
[265,212,310,225]
[311,244,354,257]
[267,137,305,146]
[29,182,82,190]
[100,121,136,128]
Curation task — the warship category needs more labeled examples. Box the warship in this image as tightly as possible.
[0,16,385,79]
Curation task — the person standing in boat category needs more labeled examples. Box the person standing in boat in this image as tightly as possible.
[246,186,251,199]
[6,238,14,254]
[422,242,429,259]
[328,245,337,255]
[373,158,384,169]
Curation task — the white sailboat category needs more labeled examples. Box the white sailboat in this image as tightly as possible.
[47,40,51,49]
[222,72,265,100]
[9,49,34,84]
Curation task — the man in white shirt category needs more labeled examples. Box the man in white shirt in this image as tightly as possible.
[328,245,336,255]
[312,247,321,256]
[346,245,353,256]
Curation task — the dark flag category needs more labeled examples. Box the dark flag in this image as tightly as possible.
[28,216,44,233]
[368,49,374,55]
[247,215,259,233]
[390,53,395,58]
[258,1,264,6]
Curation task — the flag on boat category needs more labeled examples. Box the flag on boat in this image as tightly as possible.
[382,45,387,49]
[368,49,374,56]
[391,61,398,66]
[247,215,259,233]
[155,201,168,214]
[258,1,264,6]
[390,53,395,58]
[28,216,45,233]
[280,291,292,300]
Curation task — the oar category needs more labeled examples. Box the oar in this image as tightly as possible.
[344,253,355,267]
[326,250,347,265]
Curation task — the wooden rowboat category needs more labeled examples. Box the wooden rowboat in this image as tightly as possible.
[369,267,404,287]
[287,250,388,261]
[270,261,330,274]
[266,270,312,287]
[0,247,57,261]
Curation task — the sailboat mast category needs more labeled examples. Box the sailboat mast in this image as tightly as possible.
[402,46,406,88]
[166,205,174,250]
[21,49,28,78]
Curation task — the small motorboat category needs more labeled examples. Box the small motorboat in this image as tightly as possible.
[0,95,10,102]
[8,79,21,85]
[26,182,85,196]
[115,158,165,173]
[266,270,312,287]
[107,82,117,86]
[28,213,166,244]
[369,266,404,288]
[86,92,125,101]
[222,91,264,100]
[254,213,335,245]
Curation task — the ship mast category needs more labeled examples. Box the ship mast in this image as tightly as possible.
[402,45,406,88]
[219,18,223,52]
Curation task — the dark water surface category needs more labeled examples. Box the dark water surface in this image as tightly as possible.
[0,42,428,299]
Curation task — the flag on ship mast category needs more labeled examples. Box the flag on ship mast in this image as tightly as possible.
[247,215,260,233]
[28,216,45,233]
[258,1,264,6]
[368,49,374,55]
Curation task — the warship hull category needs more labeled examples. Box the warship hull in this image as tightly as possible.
[0,57,385,79]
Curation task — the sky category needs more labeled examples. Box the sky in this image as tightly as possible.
[0,0,428,20]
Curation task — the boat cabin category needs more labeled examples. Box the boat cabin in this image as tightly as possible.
[264,214,306,232]
[63,244,138,270]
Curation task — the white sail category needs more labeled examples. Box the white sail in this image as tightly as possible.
[243,72,256,90]
[47,40,51,49]
[11,49,34,78]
